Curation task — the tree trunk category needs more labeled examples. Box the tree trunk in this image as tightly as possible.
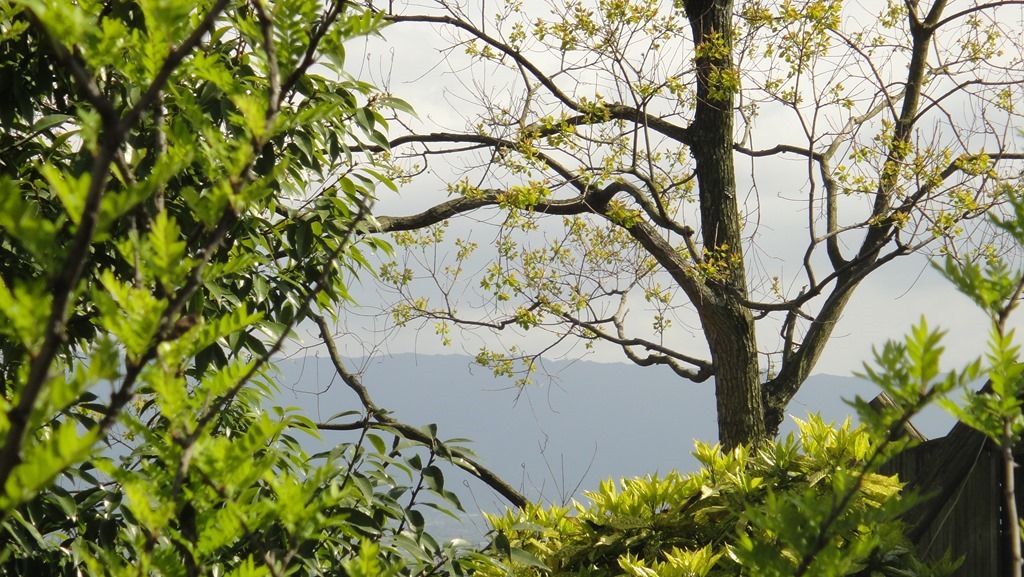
[703,300,765,448]
[684,0,765,448]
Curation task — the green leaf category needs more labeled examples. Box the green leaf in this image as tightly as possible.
[510,546,548,569]
[493,531,511,559]
[368,433,387,454]
[31,113,75,132]
[40,164,90,226]
[144,211,191,289]
[0,277,50,351]
[422,465,444,492]
[0,179,60,263]
[3,423,100,511]
[378,96,417,117]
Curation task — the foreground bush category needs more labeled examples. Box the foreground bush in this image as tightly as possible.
[479,416,949,577]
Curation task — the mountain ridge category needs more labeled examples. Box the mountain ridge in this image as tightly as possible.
[272,353,955,502]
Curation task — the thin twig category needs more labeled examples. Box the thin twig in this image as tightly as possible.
[312,314,529,509]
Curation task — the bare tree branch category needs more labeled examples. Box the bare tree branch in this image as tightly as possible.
[312,315,529,509]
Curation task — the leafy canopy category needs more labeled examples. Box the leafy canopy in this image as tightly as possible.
[0,0,491,574]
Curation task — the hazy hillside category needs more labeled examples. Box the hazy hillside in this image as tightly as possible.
[272,354,956,516]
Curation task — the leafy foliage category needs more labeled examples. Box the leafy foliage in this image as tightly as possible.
[475,417,943,577]
[934,192,1024,446]
[933,190,1024,576]
[2,0,1021,573]
[0,1,492,574]
[467,303,1012,576]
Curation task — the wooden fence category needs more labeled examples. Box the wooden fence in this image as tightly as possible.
[879,408,1016,576]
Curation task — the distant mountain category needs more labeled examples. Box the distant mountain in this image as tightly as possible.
[272,353,957,512]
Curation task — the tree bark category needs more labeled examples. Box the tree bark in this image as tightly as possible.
[684,0,765,448]
[701,300,765,448]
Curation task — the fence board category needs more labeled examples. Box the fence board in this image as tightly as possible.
[883,435,1004,576]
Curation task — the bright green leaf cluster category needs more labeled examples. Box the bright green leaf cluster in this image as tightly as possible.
[474,417,935,577]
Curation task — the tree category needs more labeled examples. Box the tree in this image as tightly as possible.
[454,194,1024,576]
[477,193,1024,577]
[362,0,1024,447]
[0,1,503,573]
